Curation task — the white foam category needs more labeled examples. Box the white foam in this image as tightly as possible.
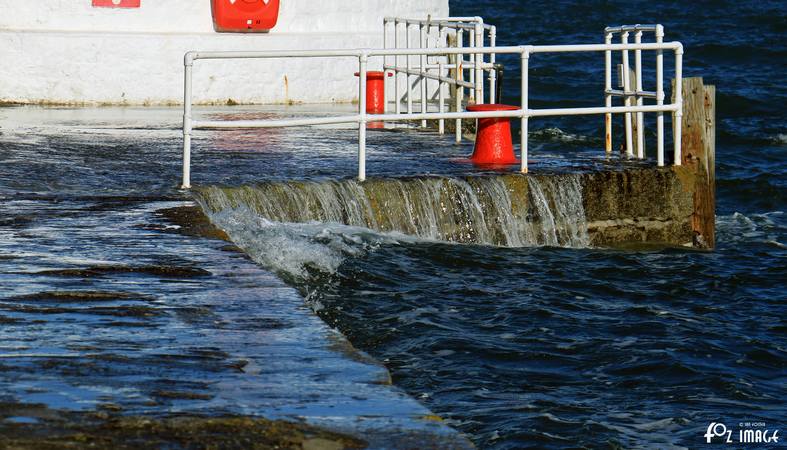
[716,211,785,245]
[204,204,410,283]
[531,127,593,144]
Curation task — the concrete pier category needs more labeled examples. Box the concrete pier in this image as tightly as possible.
[197,79,715,250]
[0,77,715,445]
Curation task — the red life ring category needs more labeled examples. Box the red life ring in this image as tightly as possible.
[212,0,280,32]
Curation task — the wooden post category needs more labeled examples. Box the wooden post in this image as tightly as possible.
[675,77,716,249]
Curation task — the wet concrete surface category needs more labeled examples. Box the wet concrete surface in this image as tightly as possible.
[0,106,477,448]
[0,197,472,447]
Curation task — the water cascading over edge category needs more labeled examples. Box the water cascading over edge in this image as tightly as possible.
[195,174,590,249]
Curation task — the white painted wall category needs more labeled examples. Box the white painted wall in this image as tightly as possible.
[0,0,449,105]
[0,0,447,33]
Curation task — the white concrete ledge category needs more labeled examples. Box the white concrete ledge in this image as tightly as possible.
[1,31,382,105]
[0,0,448,105]
[0,0,448,34]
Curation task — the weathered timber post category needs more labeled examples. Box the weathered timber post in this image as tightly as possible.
[674,77,716,249]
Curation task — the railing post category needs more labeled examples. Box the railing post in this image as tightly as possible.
[420,23,428,127]
[674,45,683,166]
[520,49,529,174]
[358,54,368,181]
[383,18,389,114]
[621,31,634,157]
[395,20,402,116]
[604,32,613,154]
[455,29,464,142]
[468,27,475,103]
[474,20,484,104]
[438,61,445,134]
[181,53,194,189]
[489,25,497,103]
[406,23,413,115]
[656,25,665,166]
[635,29,644,159]
[438,23,445,128]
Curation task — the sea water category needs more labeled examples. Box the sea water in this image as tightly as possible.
[197,1,786,447]
[0,1,784,448]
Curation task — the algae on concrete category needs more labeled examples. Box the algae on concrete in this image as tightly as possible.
[195,166,704,249]
[0,405,367,450]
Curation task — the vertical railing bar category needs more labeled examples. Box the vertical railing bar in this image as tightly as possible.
[438,23,444,126]
[420,23,428,127]
[181,54,193,189]
[456,28,464,142]
[656,25,665,166]
[406,23,413,116]
[438,61,445,134]
[489,25,497,103]
[635,29,644,159]
[475,21,484,104]
[674,46,683,166]
[383,18,389,114]
[621,31,634,157]
[604,32,613,154]
[520,50,529,174]
[468,27,475,103]
[358,55,368,181]
[395,20,402,116]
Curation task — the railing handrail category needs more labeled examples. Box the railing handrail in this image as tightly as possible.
[186,43,680,61]
[384,16,495,31]
[181,41,683,189]
[605,24,663,34]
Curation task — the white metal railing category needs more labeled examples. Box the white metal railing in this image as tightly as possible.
[605,24,667,163]
[181,42,683,189]
[382,16,497,140]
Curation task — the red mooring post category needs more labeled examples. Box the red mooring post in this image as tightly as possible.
[467,104,519,165]
[355,71,391,128]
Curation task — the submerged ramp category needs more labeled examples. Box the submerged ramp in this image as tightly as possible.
[0,198,473,448]
[197,167,700,249]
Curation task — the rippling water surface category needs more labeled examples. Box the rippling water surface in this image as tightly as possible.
[234,1,784,447]
[308,1,785,447]
[1,1,785,448]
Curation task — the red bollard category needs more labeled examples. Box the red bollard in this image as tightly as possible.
[355,71,392,128]
[466,104,520,165]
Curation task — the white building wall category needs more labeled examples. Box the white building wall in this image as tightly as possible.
[0,0,449,105]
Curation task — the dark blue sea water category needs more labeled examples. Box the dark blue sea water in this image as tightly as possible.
[295,1,787,448]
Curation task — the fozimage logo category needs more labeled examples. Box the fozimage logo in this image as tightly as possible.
[704,422,780,445]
